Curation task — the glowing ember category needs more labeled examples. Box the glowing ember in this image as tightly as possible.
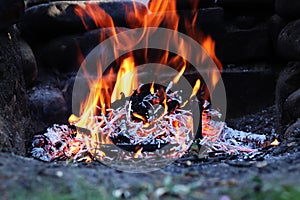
[270,139,280,146]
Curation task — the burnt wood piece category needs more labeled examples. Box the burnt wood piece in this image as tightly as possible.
[129,83,180,123]
[276,62,300,136]
[0,0,24,30]
[277,19,300,61]
[18,1,147,42]
[0,27,32,155]
[275,0,300,20]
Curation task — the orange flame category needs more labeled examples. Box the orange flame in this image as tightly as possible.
[270,139,280,146]
[71,0,223,148]
[150,81,155,94]
[134,147,143,158]
[190,79,201,99]
[111,57,138,102]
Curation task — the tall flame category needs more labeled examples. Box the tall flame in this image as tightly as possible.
[71,0,223,139]
[111,57,138,102]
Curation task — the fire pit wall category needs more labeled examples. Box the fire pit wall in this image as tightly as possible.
[1,0,300,153]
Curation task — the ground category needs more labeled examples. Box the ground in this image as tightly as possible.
[1,106,300,200]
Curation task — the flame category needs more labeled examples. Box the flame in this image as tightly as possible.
[150,81,155,94]
[172,61,186,84]
[134,147,143,158]
[132,112,147,123]
[111,57,138,102]
[190,79,201,99]
[270,139,280,146]
[70,0,223,151]
[68,114,80,124]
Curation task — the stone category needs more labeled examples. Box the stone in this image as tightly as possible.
[18,39,38,86]
[275,0,300,20]
[18,1,147,42]
[37,27,127,72]
[276,62,300,135]
[164,7,224,41]
[284,119,300,138]
[268,15,287,54]
[284,88,300,121]
[277,19,300,61]
[28,85,69,127]
[216,24,273,64]
[149,0,274,12]
[0,0,24,30]
[0,27,31,154]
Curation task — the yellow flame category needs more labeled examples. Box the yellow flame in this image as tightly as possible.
[150,81,155,94]
[190,79,201,99]
[134,147,143,158]
[172,61,186,84]
[111,57,138,102]
[270,139,280,146]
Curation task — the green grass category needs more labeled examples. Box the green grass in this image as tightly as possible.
[224,176,300,200]
[8,177,114,200]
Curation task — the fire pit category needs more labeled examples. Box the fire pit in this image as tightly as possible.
[24,0,281,170]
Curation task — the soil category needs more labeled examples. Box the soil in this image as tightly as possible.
[1,106,300,200]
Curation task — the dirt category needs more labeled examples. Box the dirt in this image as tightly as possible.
[1,106,300,200]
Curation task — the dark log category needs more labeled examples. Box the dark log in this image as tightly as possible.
[0,27,32,154]
[18,1,147,43]
[0,0,24,30]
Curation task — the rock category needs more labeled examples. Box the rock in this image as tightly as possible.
[277,19,300,61]
[216,24,273,64]
[162,7,224,41]
[149,0,274,14]
[18,1,147,42]
[275,0,300,20]
[37,27,127,72]
[29,85,69,127]
[18,39,38,86]
[149,0,274,12]
[268,15,287,53]
[276,62,300,135]
[0,0,24,30]
[0,27,31,155]
[284,118,300,138]
[284,88,300,121]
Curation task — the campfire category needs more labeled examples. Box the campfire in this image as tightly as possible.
[31,0,279,166]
